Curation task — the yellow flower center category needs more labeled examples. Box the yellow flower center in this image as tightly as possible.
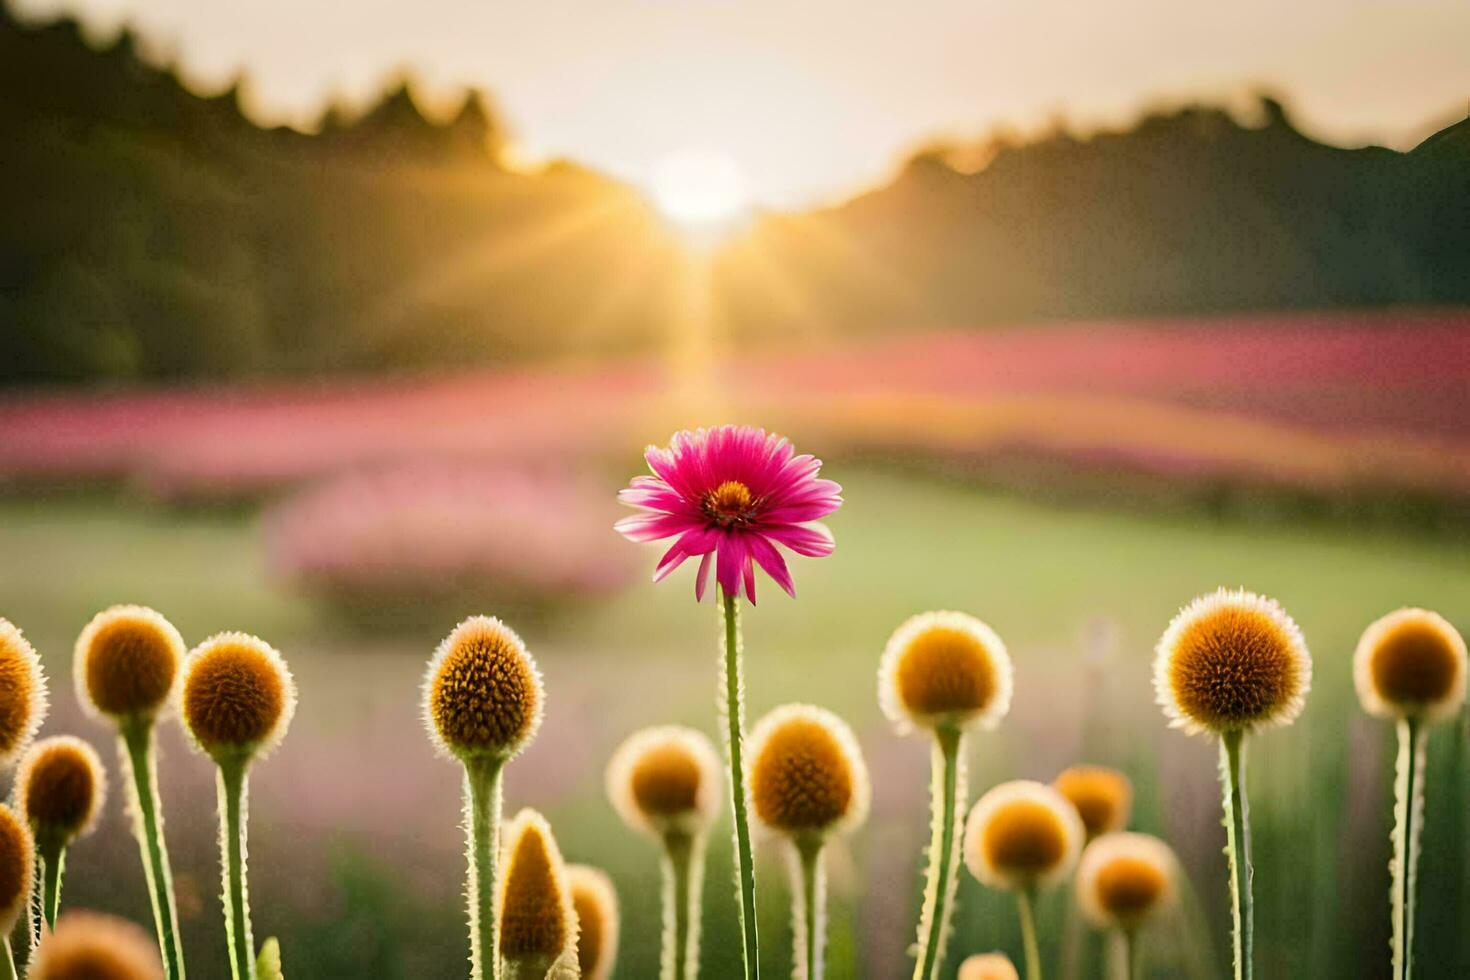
[703,480,757,527]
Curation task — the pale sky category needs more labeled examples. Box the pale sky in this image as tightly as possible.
[15,0,1470,207]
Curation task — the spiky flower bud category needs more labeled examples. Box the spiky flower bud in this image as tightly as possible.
[1053,765,1132,840]
[748,704,870,840]
[963,780,1083,893]
[567,864,619,980]
[423,617,543,762]
[0,803,35,933]
[17,735,107,846]
[180,633,296,761]
[0,618,48,768]
[31,909,165,980]
[74,606,184,723]
[958,952,1020,980]
[878,611,1012,734]
[606,726,722,838]
[1154,588,1311,736]
[1075,832,1176,933]
[1354,608,1467,723]
[498,809,578,977]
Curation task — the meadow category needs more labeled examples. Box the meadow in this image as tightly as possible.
[5,462,1467,978]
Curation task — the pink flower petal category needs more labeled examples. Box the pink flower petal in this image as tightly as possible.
[748,534,796,598]
[694,552,714,601]
[764,522,835,557]
[652,542,692,582]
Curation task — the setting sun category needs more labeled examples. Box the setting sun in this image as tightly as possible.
[650,147,750,228]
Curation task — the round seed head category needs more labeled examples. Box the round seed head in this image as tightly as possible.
[606,726,722,838]
[30,909,165,980]
[422,616,542,762]
[567,864,619,980]
[17,736,107,844]
[0,803,34,932]
[180,632,296,762]
[1053,765,1133,840]
[0,618,48,768]
[963,780,1084,893]
[748,703,870,840]
[498,809,578,970]
[1153,588,1311,736]
[1354,608,1467,723]
[74,606,184,723]
[1076,832,1177,932]
[878,611,1012,734]
[958,953,1020,980]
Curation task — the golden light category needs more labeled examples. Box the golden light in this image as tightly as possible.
[650,147,750,231]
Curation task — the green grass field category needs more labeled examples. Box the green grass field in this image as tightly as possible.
[5,469,1469,978]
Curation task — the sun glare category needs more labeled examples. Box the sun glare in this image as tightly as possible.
[650,147,750,231]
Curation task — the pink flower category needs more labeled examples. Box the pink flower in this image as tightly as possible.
[615,426,842,603]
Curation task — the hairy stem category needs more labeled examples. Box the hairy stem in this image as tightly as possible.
[662,830,704,980]
[1392,716,1427,980]
[217,757,254,980]
[720,590,761,980]
[791,837,826,980]
[1219,731,1252,980]
[120,719,187,980]
[912,724,963,980]
[1,937,15,980]
[1124,929,1140,980]
[37,839,64,931]
[466,755,506,980]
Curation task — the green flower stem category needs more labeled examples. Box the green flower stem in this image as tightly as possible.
[1392,716,1426,980]
[466,754,506,980]
[792,837,825,980]
[1219,731,1252,980]
[36,837,64,931]
[1123,929,1140,980]
[720,590,760,980]
[1017,886,1042,980]
[1,937,16,980]
[217,756,255,980]
[912,724,963,980]
[662,830,704,980]
[120,718,187,980]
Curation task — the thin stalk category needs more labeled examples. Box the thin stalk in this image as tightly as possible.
[791,837,826,980]
[662,831,703,980]
[25,849,43,960]
[1123,929,1140,980]
[1392,716,1426,980]
[1218,731,1252,980]
[37,838,64,930]
[120,718,186,980]
[217,756,254,980]
[465,755,506,980]
[912,724,963,980]
[1,937,15,980]
[720,590,760,980]
[1017,886,1042,980]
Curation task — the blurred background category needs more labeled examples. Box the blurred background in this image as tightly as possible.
[2,0,1470,976]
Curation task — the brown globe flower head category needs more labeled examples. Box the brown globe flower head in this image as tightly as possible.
[0,803,34,933]
[1153,588,1311,736]
[180,632,296,762]
[73,605,185,723]
[606,725,722,838]
[879,611,1013,734]
[958,952,1020,980]
[1053,765,1133,840]
[422,616,543,763]
[30,909,165,980]
[567,864,619,980]
[498,809,578,974]
[0,618,48,768]
[963,780,1084,893]
[748,703,870,842]
[1076,832,1177,932]
[17,735,107,845]
[1354,608,1467,723]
